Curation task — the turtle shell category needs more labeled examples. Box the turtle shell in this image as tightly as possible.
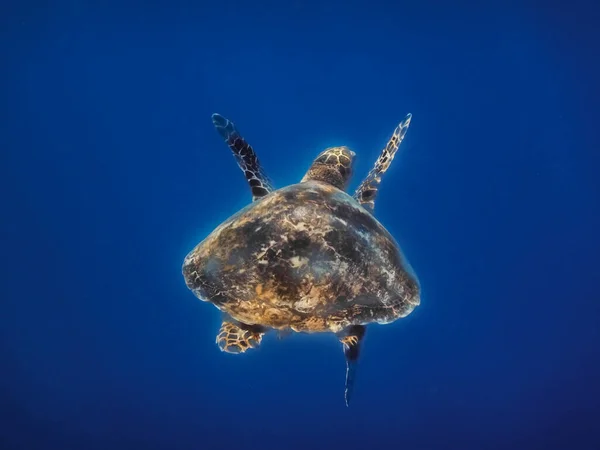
[182,180,419,333]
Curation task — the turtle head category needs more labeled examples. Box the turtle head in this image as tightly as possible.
[301,146,355,190]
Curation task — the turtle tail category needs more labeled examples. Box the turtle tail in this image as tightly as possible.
[338,325,366,406]
[344,359,358,406]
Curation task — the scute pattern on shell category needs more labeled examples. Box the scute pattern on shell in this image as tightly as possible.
[182,181,420,333]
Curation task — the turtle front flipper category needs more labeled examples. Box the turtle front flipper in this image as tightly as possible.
[337,325,367,406]
[353,113,412,212]
[216,320,265,354]
[212,113,274,201]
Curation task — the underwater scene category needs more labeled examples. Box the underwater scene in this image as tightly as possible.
[2,1,599,449]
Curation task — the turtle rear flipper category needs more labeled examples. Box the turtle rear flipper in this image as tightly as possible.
[216,320,265,354]
[337,325,366,406]
[353,113,412,212]
[212,113,274,201]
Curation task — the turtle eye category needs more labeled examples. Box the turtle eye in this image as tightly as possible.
[339,166,352,180]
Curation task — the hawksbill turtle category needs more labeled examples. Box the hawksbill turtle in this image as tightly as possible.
[182,112,420,405]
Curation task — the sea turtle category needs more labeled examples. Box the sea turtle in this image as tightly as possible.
[182,112,420,405]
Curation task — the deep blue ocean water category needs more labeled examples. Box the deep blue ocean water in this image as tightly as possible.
[2,1,600,449]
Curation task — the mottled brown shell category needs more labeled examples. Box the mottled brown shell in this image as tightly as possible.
[182,180,419,333]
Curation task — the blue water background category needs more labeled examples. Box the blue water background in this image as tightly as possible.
[2,1,600,449]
